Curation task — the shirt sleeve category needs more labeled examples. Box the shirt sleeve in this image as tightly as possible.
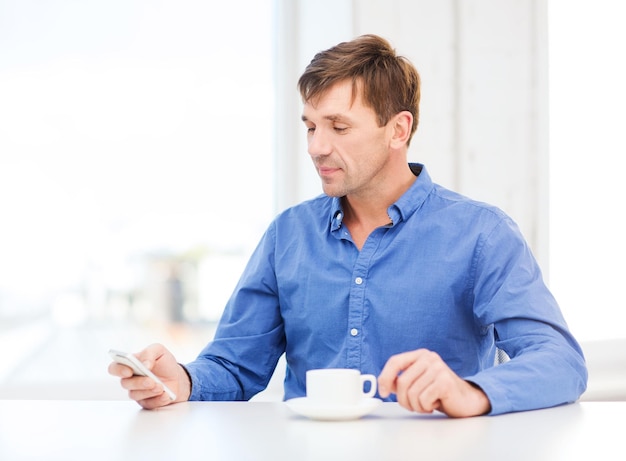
[465,215,587,415]
[184,223,286,401]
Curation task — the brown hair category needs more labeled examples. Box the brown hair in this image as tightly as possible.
[298,34,421,145]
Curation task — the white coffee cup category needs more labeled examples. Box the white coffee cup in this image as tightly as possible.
[306,368,377,406]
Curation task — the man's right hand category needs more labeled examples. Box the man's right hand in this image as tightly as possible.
[108,343,191,410]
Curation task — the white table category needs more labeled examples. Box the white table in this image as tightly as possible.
[0,400,623,461]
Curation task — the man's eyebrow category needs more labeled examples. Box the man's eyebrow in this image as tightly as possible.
[325,114,349,122]
[300,114,350,123]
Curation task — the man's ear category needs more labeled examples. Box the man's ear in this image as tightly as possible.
[389,111,413,148]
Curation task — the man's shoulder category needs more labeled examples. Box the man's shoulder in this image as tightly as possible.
[267,195,334,245]
[428,183,508,220]
[275,194,333,221]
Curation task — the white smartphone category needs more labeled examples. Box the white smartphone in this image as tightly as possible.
[108,349,177,401]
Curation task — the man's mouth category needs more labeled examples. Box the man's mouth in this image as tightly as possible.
[318,166,341,176]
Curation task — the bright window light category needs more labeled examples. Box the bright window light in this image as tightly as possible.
[0,1,275,325]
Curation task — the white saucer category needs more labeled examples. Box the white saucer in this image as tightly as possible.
[285,397,382,421]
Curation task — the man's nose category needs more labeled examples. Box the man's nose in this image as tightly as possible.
[307,129,331,158]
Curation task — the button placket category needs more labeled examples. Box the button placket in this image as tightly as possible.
[346,227,385,368]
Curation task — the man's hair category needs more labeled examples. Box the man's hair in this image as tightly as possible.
[298,34,421,145]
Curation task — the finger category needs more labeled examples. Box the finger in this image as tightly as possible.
[136,391,174,410]
[135,343,169,371]
[108,362,133,378]
[405,359,451,413]
[406,373,440,413]
[378,349,425,397]
[120,375,158,392]
[128,384,164,402]
[392,350,445,412]
[394,361,430,411]
[125,377,168,405]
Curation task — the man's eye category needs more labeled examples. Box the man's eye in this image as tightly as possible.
[307,127,315,133]
[334,127,347,132]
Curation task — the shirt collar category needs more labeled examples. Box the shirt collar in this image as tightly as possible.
[329,163,434,231]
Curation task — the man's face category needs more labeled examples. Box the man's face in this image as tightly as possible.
[301,80,394,198]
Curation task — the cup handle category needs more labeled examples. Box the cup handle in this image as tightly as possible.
[361,374,377,398]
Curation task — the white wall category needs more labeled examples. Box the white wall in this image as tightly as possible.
[275,0,549,270]
[549,0,626,342]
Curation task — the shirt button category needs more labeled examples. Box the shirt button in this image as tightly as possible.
[350,328,359,336]
[355,277,363,285]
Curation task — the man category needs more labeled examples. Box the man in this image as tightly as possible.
[109,34,587,417]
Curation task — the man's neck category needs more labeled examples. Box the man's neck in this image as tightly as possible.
[340,164,416,248]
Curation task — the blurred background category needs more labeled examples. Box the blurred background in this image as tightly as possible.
[0,0,624,400]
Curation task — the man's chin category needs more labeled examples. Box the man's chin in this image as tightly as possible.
[321,186,344,198]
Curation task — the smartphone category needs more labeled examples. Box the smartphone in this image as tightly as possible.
[108,349,177,401]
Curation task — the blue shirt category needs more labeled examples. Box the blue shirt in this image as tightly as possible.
[185,164,587,415]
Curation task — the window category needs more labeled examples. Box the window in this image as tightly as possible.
[0,0,274,391]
